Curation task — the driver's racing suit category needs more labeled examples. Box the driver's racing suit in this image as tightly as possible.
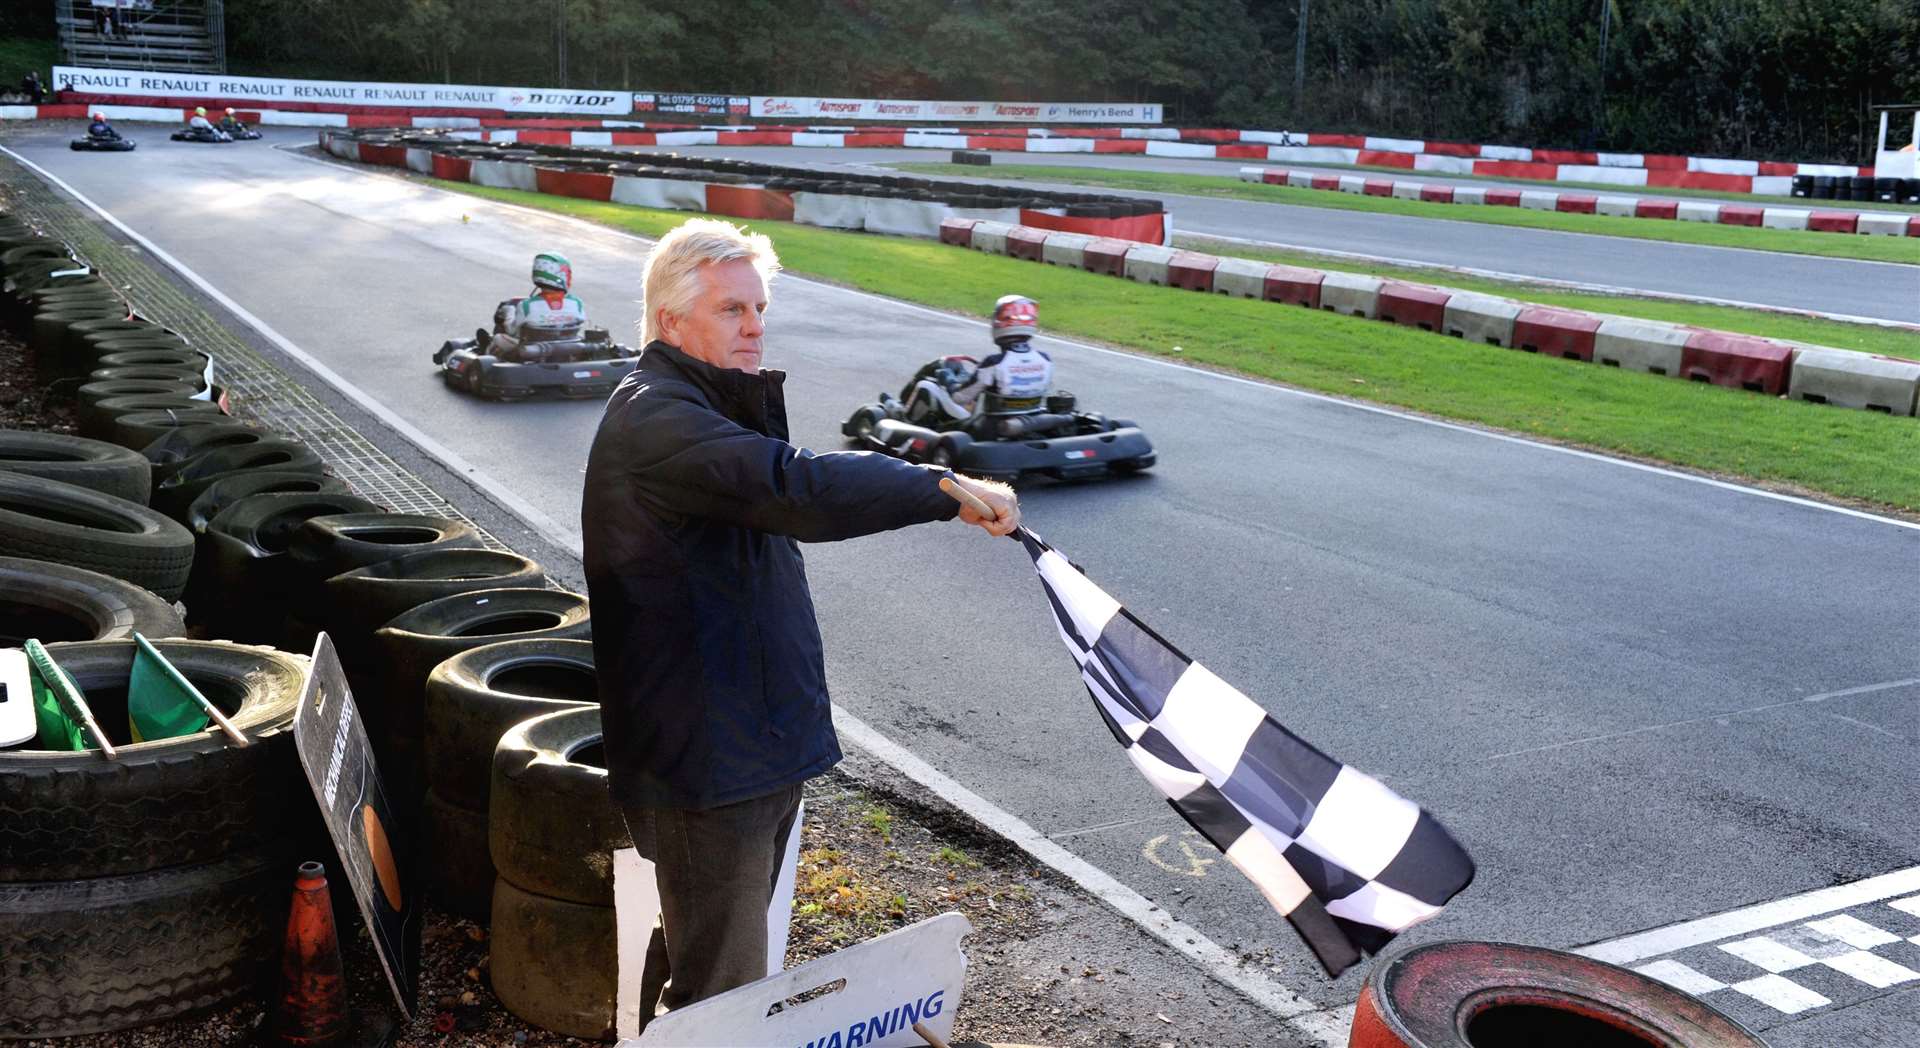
[88,119,117,139]
[488,290,589,360]
[906,338,1053,427]
[218,116,248,135]
[187,114,216,133]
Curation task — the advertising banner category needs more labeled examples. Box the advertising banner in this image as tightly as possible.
[634,92,749,115]
[750,96,1162,123]
[51,65,631,114]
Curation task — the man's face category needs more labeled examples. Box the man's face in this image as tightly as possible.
[659,258,768,372]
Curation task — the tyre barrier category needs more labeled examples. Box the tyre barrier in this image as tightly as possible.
[0,428,152,504]
[321,547,546,655]
[369,588,592,799]
[1348,940,1766,1047]
[0,472,194,600]
[183,470,355,534]
[150,439,328,521]
[0,555,184,647]
[193,491,383,630]
[284,512,484,585]
[423,638,596,917]
[84,395,228,443]
[489,706,627,1040]
[940,224,1908,420]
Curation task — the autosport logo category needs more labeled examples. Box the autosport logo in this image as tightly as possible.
[874,102,921,115]
[816,101,864,114]
[994,104,1042,118]
[934,103,980,116]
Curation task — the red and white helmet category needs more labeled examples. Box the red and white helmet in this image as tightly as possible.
[990,294,1038,345]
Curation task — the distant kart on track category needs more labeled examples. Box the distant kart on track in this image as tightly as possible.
[841,355,1155,483]
[431,299,641,401]
[170,126,233,143]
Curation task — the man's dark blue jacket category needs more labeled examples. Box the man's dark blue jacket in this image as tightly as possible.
[583,341,957,810]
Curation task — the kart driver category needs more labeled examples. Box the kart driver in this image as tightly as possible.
[187,107,216,133]
[487,252,589,360]
[217,107,248,134]
[904,295,1052,427]
[86,112,119,140]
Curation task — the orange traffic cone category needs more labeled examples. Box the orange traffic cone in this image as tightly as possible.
[269,861,350,1046]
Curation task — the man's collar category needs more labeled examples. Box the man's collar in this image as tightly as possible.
[641,340,787,431]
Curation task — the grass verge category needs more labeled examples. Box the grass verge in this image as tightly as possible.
[893,163,1920,266]
[434,176,1920,511]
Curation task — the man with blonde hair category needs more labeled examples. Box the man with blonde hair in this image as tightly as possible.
[582,218,1017,1019]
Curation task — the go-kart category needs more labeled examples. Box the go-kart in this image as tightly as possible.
[170,126,232,143]
[841,355,1155,483]
[431,299,641,400]
[220,123,262,141]
[70,132,135,152]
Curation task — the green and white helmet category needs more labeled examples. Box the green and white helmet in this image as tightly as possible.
[531,252,572,292]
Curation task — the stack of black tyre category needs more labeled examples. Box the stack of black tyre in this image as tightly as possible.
[0,209,600,1038]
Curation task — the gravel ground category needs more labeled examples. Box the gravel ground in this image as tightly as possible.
[0,292,1297,1047]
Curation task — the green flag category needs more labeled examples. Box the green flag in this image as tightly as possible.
[128,633,209,743]
[25,640,88,751]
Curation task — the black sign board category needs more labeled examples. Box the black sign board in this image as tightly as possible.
[293,633,420,1018]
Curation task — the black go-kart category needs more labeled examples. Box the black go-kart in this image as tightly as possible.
[841,355,1155,483]
[170,126,233,143]
[70,133,135,152]
[222,123,263,141]
[432,299,641,401]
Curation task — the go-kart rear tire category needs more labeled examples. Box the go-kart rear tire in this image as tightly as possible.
[845,405,885,440]
[929,432,971,468]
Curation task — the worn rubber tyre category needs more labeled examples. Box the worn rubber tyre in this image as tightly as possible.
[77,380,203,435]
[82,395,225,442]
[425,638,596,812]
[184,470,354,533]
[0,428,152,504]
[323,547,545,635]
[89,364,208,392]
[370,589,592,800]
[424,789,493,921]
[489,706,626,905]
[151,440,327,520]
[1349,941,1768,1048]
[0,850,284,1038]
[489,877,616,1041]
[102,408,241,451]
[0,472,194,599]
[0,639,307,880]
[34,306,128,355]
[192,491,382,637]
[142,421,273,475]
[95,347,209,372]
[0,555,184,647]
[285,512,484,585]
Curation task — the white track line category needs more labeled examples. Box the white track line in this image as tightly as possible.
[10,143,1350,1046]
[1577,866,1920,966]
[279,141,1920,534]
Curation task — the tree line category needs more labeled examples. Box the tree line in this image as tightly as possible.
[20,0,1920,162]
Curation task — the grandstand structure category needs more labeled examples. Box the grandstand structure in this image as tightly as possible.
[54,0,226,75]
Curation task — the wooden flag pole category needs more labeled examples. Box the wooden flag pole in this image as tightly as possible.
[938,475,995,519]
[24,640,118,759]
[133,633,250,747]
[912,1021,953,1048]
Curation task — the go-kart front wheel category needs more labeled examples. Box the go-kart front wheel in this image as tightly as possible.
[843,405,886,440]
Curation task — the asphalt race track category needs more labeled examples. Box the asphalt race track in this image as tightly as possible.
[14,125,1919,1042]
[660,144,1920,324]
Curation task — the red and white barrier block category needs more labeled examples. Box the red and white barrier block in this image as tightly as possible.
[1236,167,1920,238]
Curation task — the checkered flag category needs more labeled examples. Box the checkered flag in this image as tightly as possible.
[1019,529,1474,976]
